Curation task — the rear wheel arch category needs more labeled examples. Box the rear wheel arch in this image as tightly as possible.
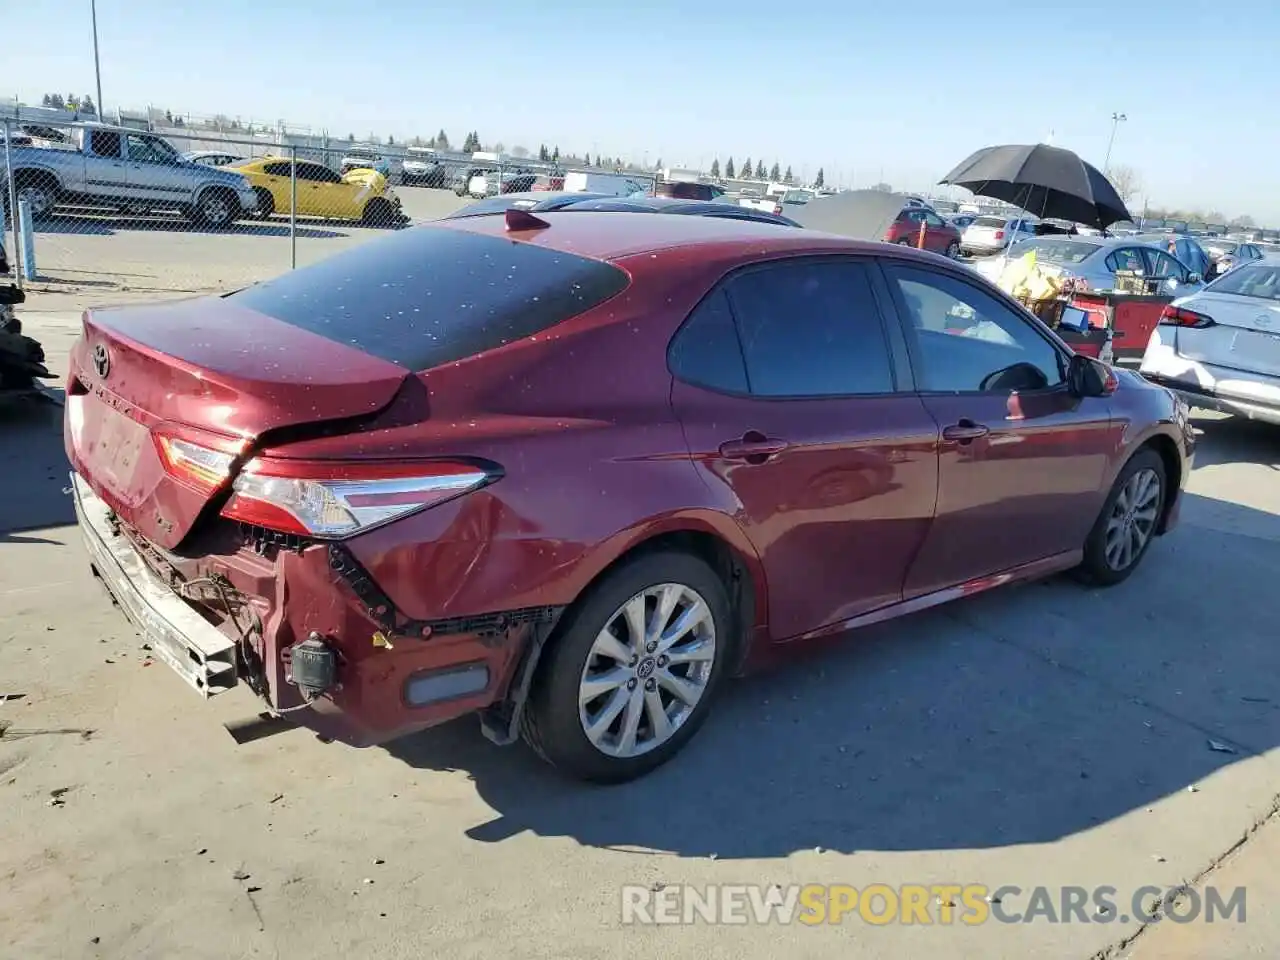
[542,518,766,684]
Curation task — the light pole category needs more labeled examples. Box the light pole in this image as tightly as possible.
[90,0,104,118]
[1103,112,1126,173]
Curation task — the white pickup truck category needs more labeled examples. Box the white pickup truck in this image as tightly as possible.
[736,188,782,215]
[3,124,259,227]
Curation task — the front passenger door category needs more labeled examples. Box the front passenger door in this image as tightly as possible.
[885,263,1116,597]
[669,258,940,641]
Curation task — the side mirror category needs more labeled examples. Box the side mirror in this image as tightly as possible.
[1188,272,1203,284]
[1069,354,1112,398]
[1058,305,1091,334]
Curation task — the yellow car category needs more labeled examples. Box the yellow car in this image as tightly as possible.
[229,156,405,226]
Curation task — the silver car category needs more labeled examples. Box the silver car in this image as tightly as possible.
[971,235,1206,297]
[1200,238,1266,278]
[960,215,1038,256]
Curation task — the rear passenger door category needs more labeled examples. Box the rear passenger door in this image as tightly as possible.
[668,257,941,641]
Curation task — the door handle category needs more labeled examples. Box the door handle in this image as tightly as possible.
[942,419,990,444]
[719,433,790,462]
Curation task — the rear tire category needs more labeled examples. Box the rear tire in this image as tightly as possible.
[521,551,732,784]
[1075,449,1167,586]
[896,237,914,246]
[361,197,395,227]
[945,240,960,259]
[252,187,275,220]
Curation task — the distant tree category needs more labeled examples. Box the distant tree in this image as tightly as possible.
[174,116,184,127]
[538,144,549,161]
[755,160,766,179]
[1230,214,1256,228]
[511,145,530,158]
[1107,164,1142,204]
[493,142,505,154]
[654,157,663,171]
[80,95,96,116]
[741,157,752,180]
[710,158,721,178]
[411,135,424,147]
[165,109,174,123]
[783,165,793,184]
[814,167,824,189]
[66,93,79,110]
[870,181,892,192]
[348,133,356,142]
[724,157,735,179]
[41,94,52,107]
[436,129,450,150]
[552,145,560,162]
[46,93,65,109]
[769,162,780,181]
[387,134,395,146]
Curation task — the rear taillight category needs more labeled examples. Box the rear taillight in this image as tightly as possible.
[994,230,1005,240]
[220,458,499,538]
[155,434,239,495]
[1159,305,1216,329]
[773,204,782,215]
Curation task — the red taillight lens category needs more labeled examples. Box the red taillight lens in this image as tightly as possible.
[995,230,1005,240]
[155,434,239,495]
[1159,305,1215,329]
[220,458,498,538]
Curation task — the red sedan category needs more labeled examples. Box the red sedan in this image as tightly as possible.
[65,210,1194,783]
[884,207,962,257]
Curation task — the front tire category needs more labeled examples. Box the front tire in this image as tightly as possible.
[9,174,60,220]
[522,551,732,784]
[945,240,960,259]
[192,189,239,228]
[361,197,395,227]
[1075,449,1167,586]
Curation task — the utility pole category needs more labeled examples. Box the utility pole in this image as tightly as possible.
[90,0,104,118]
[1103,112,1126,173]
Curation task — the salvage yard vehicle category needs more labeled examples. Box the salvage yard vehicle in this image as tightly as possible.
[3,123,259,227]
[66,211,1193,784]
[1140,259,1280,425]
[229,156,405,226]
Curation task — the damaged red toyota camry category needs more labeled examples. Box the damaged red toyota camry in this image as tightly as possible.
[65,209,1194,783]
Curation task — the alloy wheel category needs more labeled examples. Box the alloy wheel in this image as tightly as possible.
[17,184,54,217]
[577,582,716,758]
[201,195,232,225]
[1104,467,1162,571]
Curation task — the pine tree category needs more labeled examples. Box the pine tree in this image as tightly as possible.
[436,129,450,150]
[80,95,96,115]
[769,162,781,181]
[725,157,736,178]
[783,165,793,184]
[814,167,825,189]
[755,160,766,179]
[710,158,720,178]
[741,158,752,180]
[552,146,560,162]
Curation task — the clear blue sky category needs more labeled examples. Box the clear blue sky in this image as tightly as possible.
[8,0,1278,221]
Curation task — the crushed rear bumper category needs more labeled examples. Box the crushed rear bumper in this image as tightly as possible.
[71,471,239,696]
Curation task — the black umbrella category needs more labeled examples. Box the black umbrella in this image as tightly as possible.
[939,144,1132,230]
[788,189,913,241]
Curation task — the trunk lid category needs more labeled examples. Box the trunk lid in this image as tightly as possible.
[66,297,411,548]
[1174,292,1280,378]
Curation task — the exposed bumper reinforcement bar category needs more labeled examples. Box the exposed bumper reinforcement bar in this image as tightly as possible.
[71,471,238,696]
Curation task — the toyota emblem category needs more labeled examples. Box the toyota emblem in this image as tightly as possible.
[91,343,111,378]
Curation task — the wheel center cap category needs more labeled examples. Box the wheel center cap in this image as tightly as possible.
[636,657,657,680]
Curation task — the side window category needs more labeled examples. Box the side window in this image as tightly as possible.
[924,212,945,227]
[262,161,292,177]
[126,135,169,163]
[888,265,1066,395]
[297,163,341,184]
[725,260,895,397]
[88,130,121,157]
[1105,247,1147,274]
[1146,250,1186,280]
[667,289,748,394]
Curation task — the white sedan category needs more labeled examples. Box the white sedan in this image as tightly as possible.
[1140,259,1280,425]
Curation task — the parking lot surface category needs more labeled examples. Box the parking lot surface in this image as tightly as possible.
[3,212,1280,960]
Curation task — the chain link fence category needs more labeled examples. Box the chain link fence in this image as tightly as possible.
[2,116,659,305]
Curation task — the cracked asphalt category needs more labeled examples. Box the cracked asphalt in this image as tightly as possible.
[2,212,1279,959]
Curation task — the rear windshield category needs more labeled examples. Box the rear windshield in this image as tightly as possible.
[1010,238,1101,264]
[1207,263,1280,300]
[973,216,1007,227]
[228,226,630,370]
